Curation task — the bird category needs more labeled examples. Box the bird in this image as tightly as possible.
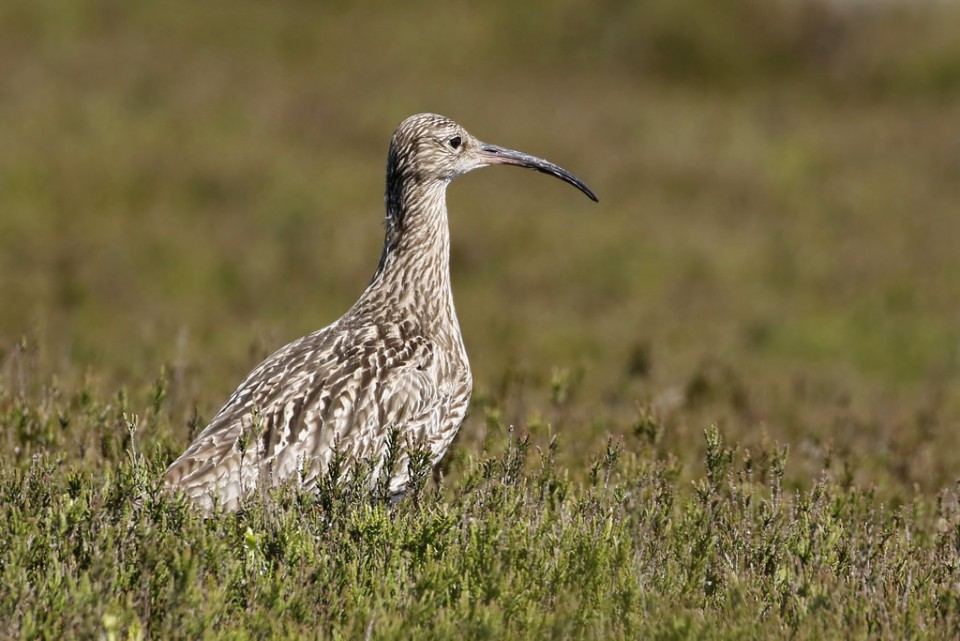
[164,113,598,513]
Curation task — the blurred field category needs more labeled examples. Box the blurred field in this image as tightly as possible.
[1,0,960,637]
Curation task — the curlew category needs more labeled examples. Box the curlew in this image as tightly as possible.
[164,113,597,513]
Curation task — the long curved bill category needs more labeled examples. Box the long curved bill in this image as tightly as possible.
[479,144,599,202]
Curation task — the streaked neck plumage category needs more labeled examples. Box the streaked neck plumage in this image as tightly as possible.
[358,166,455,334]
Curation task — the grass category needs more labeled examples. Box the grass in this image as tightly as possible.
[2,0,960,637]
[3,395,960,638]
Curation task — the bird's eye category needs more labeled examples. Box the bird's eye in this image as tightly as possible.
[448,136,462,150]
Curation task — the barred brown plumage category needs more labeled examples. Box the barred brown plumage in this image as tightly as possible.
[164,113,598,513]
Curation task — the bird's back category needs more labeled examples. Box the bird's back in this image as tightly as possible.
[165,311,471,513]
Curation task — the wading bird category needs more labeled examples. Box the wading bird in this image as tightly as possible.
[165,113,597,512]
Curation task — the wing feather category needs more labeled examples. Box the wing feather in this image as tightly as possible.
[164,319,462,512]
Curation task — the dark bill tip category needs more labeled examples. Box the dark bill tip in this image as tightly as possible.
[479,144,598,203]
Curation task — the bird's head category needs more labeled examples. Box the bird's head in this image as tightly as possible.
[386,113,598,202]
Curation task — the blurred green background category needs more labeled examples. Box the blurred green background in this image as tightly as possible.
[1,0,959,497]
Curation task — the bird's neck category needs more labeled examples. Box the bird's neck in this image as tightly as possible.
[361,181,457,333]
